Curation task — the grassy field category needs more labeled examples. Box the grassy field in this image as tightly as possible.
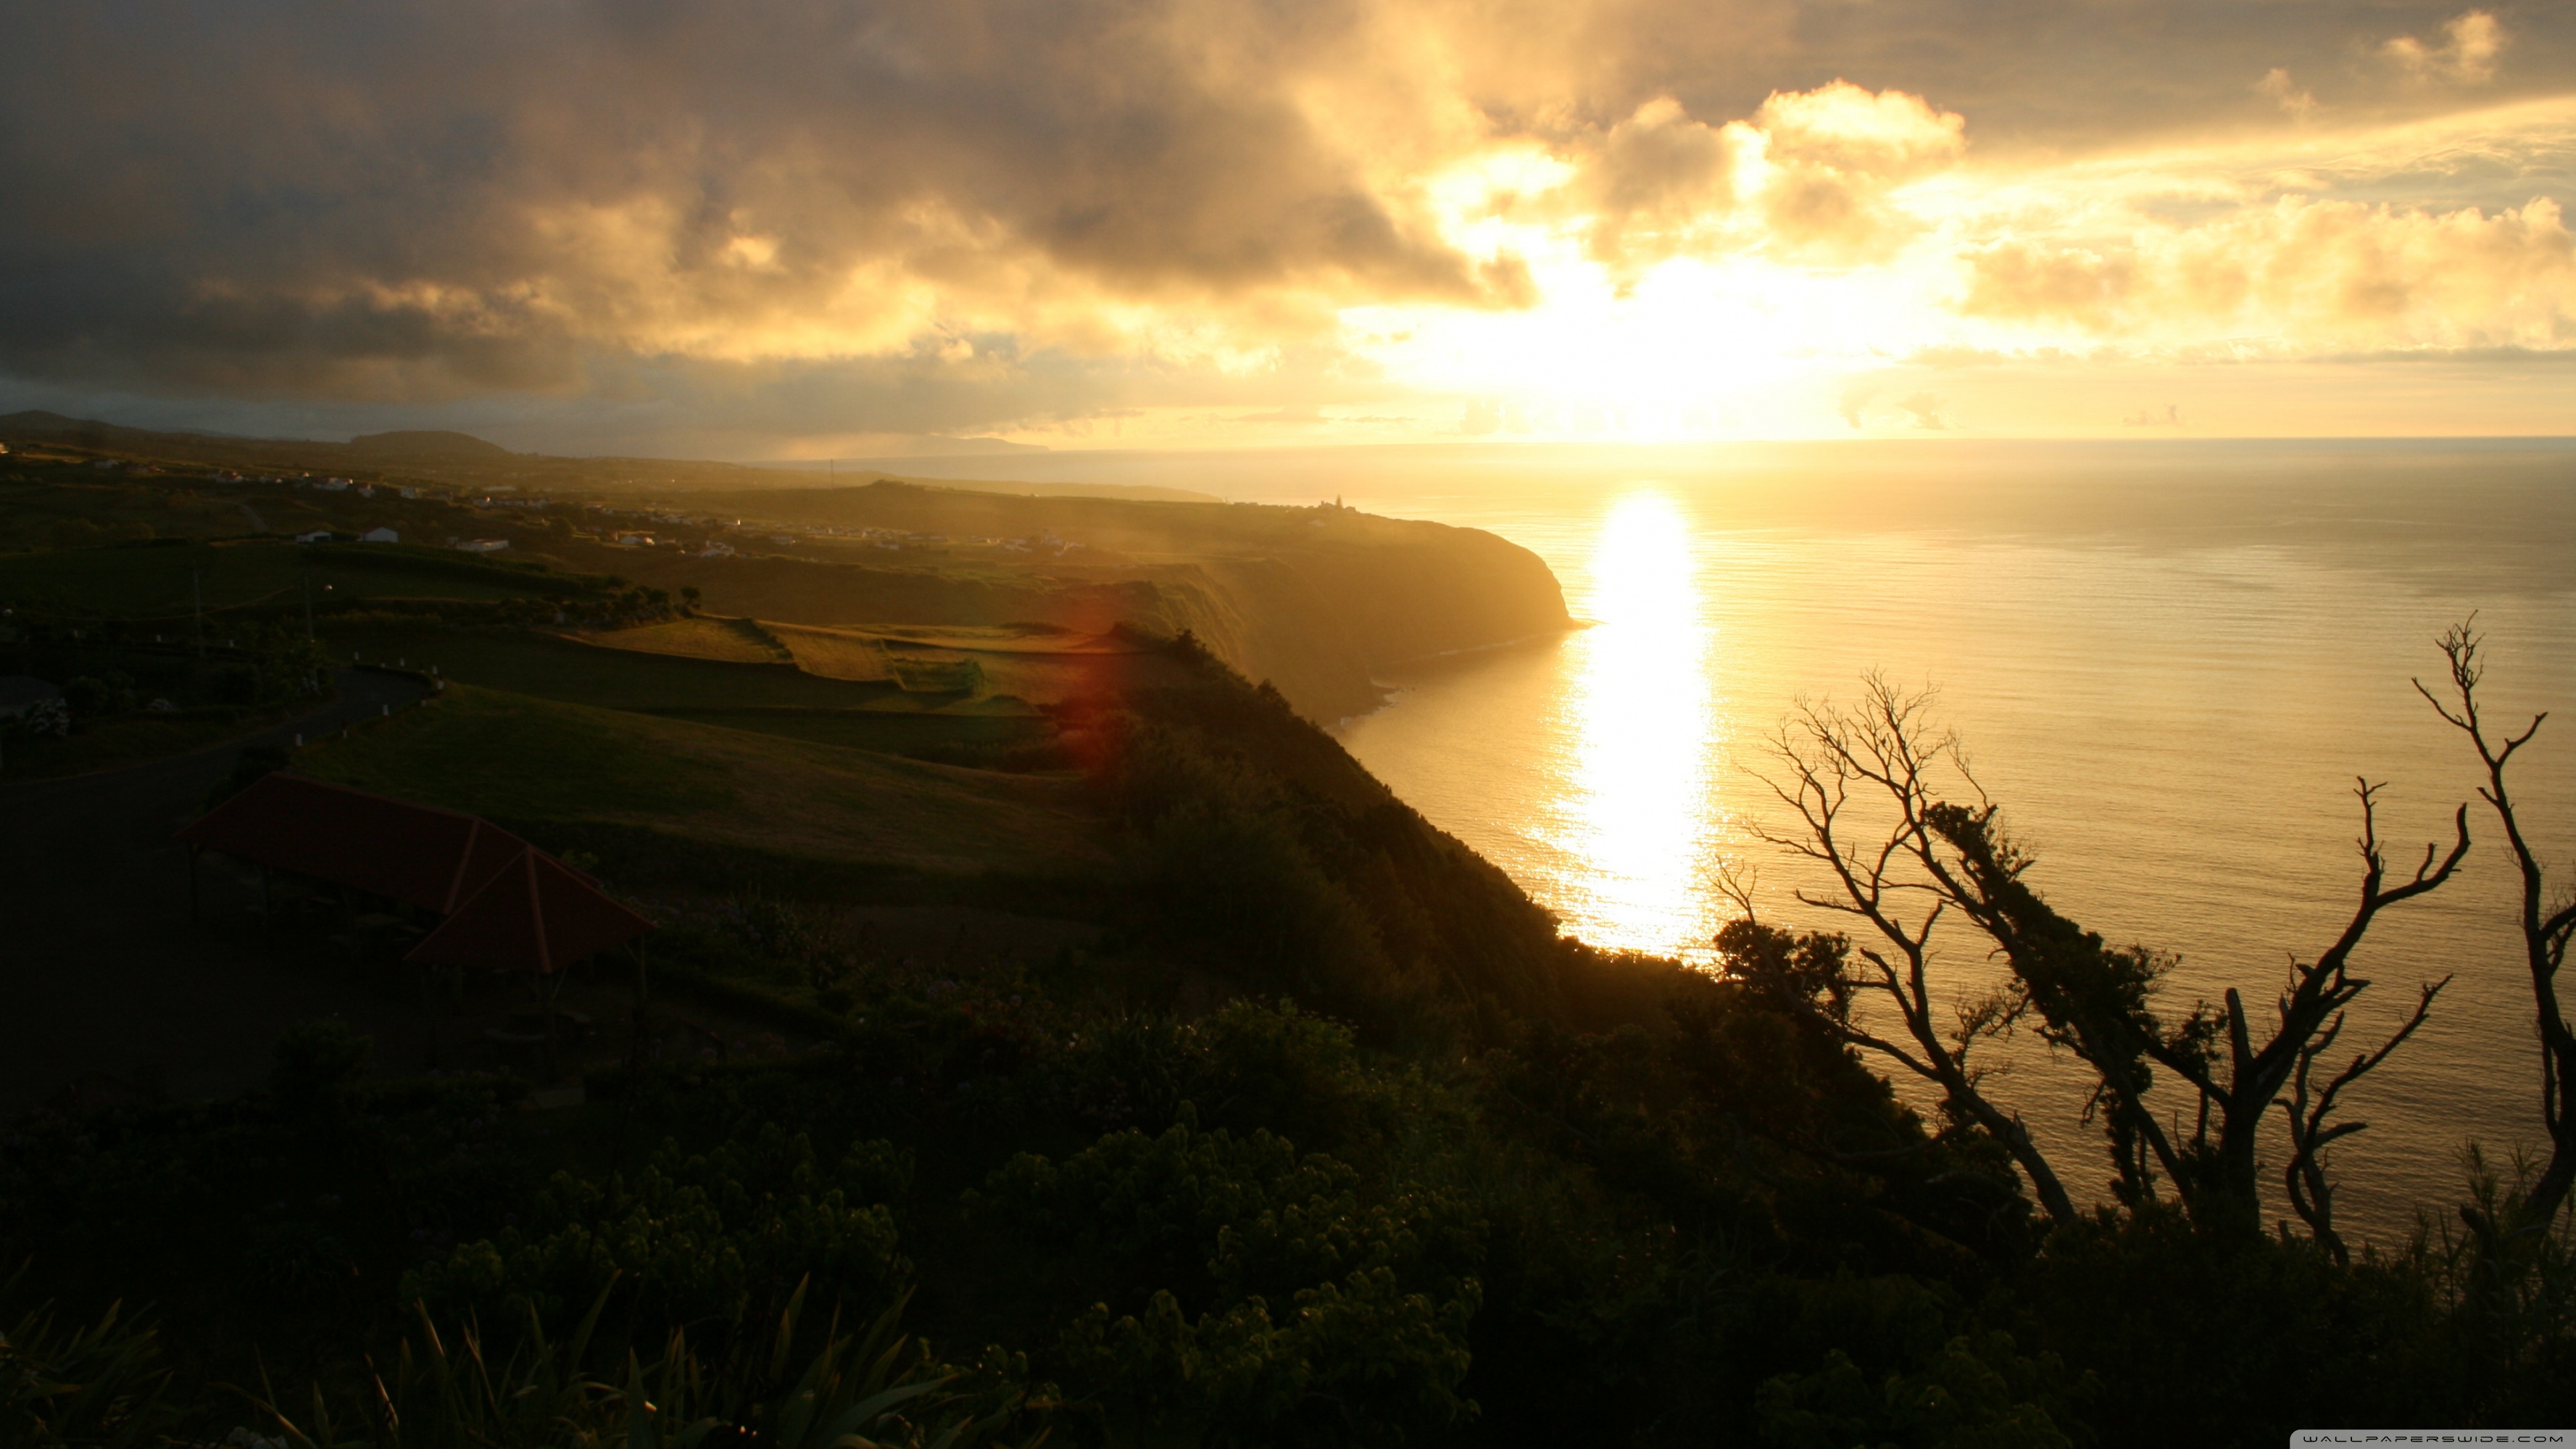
[0,539,565,618]
[318,620,889,711]
[768,619,1194,703]
[297,684,1112,875]
[0,476,260,552]
[583,615,790,664]
[647,705,1053,757]
[0,706,284,780]
[765,621,894,681]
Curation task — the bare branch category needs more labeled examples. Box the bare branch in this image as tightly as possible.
[2419,618,2576,1229]
[2280,976,2451,1265]
[1729,681,2080,1227]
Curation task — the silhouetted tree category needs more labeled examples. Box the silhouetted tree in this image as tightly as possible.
[2278,974,2447,1264]
[1929,777,2464,1240]
[1743,672,2467,1242]
[1732,678,2080,1229]
[2419,618,2576,1234]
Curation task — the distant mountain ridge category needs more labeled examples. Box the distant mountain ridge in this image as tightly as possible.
[1,411,525,471]
[347,430,518,462]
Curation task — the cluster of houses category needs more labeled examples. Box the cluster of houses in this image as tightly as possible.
[31,450,1092,565]
[274,474,426,500]
[293,526,402,545]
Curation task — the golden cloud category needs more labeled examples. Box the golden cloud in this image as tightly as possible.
[2382,10,2506,86]
[1961,197,2575,352]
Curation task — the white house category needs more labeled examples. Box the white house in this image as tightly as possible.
[360,526,399,544]
[457,538,510,554]
[295,529,333,544]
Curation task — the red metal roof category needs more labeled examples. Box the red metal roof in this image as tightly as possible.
[182,772,650,971]
[180,772,532,913]
[405,847,652,974]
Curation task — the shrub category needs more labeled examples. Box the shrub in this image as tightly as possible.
[400,1126,911,1341]
[269,1019,373,1118]
[976,1121,1483,1444]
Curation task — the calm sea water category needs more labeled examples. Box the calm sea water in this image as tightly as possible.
[891,440,2576,1242]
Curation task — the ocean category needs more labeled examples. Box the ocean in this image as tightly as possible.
[885,439,2576,1243]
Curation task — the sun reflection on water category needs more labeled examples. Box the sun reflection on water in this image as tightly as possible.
[1543,491,1722,956]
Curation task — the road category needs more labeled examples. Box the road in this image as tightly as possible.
[0,668,440,1115]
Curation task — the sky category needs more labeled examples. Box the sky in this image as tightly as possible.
[3,0,2572,457]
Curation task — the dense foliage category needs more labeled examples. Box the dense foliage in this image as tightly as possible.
[12,973,2574,1448]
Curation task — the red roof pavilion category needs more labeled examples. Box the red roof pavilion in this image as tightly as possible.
[406,847,653,974]
[181,771,649,972]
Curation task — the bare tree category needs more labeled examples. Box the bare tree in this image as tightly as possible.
[1743,673,2468,1241]
[2280,976,2450,1266]
[1734,678,2080,1228]
[2418,618,2576,1232]
[1929,777,2467,1237]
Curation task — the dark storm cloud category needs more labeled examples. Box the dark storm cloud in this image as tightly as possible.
[0,0,1503,402]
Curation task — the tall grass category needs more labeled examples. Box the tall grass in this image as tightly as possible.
[233,1280,1036,1449]
[1,1287,176,1448]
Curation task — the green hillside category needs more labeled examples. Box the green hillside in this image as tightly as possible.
[297,682,1110,877]
[0,433,1573,721]
[0,539,575,618]
[315,620,889,712]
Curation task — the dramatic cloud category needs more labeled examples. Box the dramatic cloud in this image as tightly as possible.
[1,0,2572,447]
[1746,83,1965,262]
[1960,196,2576,349]
[1562,83,1961,277]
[1580,99,1744,273]
[0,0,1535,400]
[2258,68,2321,122]
[2384,10,2506,86]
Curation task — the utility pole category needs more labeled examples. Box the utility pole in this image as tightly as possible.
[191,567,204,657]
[303,573,315,639]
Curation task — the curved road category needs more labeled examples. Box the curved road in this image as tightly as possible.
[0,669,436,1115]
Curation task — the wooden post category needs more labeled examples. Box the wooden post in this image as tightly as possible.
[632,941,649,1063]
[543,973,560,1082]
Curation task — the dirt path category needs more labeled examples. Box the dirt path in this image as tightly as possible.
[0,669,441,1115]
